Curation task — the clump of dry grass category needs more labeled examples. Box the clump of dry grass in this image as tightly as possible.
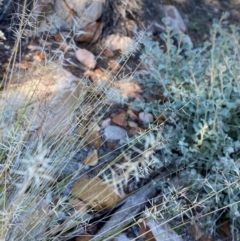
[0,1,162,240]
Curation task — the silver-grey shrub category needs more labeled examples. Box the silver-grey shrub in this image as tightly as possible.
[133,14,240,236]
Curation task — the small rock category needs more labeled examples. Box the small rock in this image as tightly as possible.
[71,199,87,212]
[88,122,101,132]
[84,70,97,81]
[126,20,136,37]
[32,51,47,62]
[163,5,193,50]
[101,118,111,128]
[128,121,138,128]
[71,176,121,211]
[75,21,103,43]
[15,59,29,70]
[163,5,186,33]
[94,69,110,82]
[94,69,103,75]
[127,109,138,120]
[104,125,127,140]
[128,127,144,136]
[111,113,127,127]
[139,112,154,123]
[114,81,142,98]
[103,34,134,54]
[108,60,121,72]
[0,30,6,41]
[75,49,96,69]
[103,48,114,57]
[65,0,104,29]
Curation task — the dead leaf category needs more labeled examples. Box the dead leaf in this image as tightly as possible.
[15,59,29,70]
[83,150,98,166]
[86,131,103,148]
[217,219,232,238]
[71,176,121,212]
[75,235,92,241]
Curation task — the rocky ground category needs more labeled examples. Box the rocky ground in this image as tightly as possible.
[0,0,239,240]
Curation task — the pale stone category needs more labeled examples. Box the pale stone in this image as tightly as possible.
[0,63,87,139]
[163,5,193,50]
[128,121,138,128]
[54,0,74,28]
[114,80,141,98]
[139,112,154,123]
[103,34,134,54]
[34,0,105,35]
[163,5,187,33]
[75,49,96,69]
[101,118,111,128]
[64,0,105,29]
[104,125,127,140]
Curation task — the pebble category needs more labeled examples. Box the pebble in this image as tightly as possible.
[75,48,96,69]
[101,118,111,128]
[104,125,127,140]
[139,112,154,123]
